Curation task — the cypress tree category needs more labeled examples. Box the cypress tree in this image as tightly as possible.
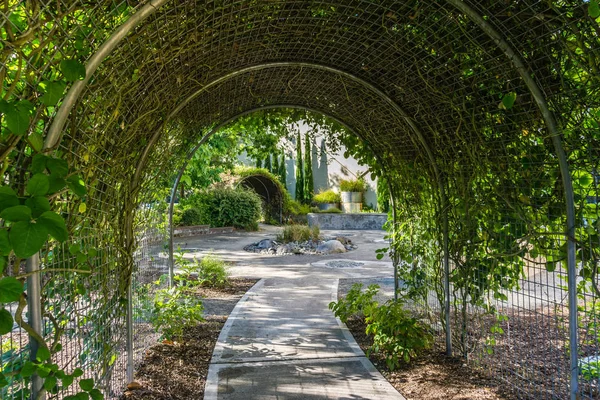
[273,152,280,177]
[295,132,305,202]
[304,132,314,202]
[265,154,272,172]
[255,157,262,168]
[279,153,286,186]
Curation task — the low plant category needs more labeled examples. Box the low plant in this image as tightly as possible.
[175,251,230,288]
[313,189,341,204]
[329,283,432,370]
[277,224,320,243]
[196,254,230,288]
[148,284,204,341]
[339,178,366,192]
[365,300,432,370]
[328,283,380,323]
[321,207,342,213]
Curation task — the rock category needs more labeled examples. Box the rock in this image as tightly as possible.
[316,240,347,254]
[127,382,143,390]
[256,239,275,249]
[335,236,352,245]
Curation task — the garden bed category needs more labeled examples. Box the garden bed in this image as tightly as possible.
[345,315,512,400]
[121,278,258,400]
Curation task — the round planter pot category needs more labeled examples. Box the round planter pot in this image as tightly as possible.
[317,203,339,211]
[341,191,362,203]
[342,202,363,213]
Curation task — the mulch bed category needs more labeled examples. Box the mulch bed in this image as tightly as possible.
[345,315,514,400]
[121,278,258,400]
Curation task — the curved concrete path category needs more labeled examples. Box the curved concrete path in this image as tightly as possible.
[175,226,404,399]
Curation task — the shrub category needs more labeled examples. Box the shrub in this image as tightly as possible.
[329,283,380,323]
[196,254,229,288]
[340,178,366,192]
[277,224,320,243]
[287,199,311,215]
[149,285,204,341]
[313,189,341,204]
[180,207,202,226]
[321,207,342,213]
[365,301,432,370]
[182,187,262,229]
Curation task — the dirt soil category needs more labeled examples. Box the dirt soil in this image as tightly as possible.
[345,315,513,400]
[121,278,258,400]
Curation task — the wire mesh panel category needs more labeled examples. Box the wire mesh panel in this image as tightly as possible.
[1,0,599,399]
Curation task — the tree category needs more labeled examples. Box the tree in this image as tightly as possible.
[265,154,272,173]
[279,153,287,186]
[295,131,305,202]
[273,153,280,178]
[304,132,314,201]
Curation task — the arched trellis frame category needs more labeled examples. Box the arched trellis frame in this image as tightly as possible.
[2,1,596,399]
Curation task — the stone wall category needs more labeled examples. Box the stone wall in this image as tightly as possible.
[307,213,388,230]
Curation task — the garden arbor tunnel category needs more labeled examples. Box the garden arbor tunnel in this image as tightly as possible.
[1,1,599,400]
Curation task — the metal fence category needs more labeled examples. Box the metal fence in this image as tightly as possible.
[1,1,599,400]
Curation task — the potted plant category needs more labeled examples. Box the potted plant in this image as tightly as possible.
[313,189,341,211]
[339,178,366,212]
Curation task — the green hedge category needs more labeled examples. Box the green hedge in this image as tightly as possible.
[181,187,262,230]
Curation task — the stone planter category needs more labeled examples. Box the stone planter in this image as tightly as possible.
[341,191,362,203]
[317,203,339,211]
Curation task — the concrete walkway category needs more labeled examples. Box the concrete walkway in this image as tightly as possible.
[175,226,404,399]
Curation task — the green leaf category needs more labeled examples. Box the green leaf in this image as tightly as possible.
[0,229,11,256]
[40,81,67,106]
[0,308,14,334]
[500,92,517,110]
[376,253,384,260]
[25,196,51,218]
[47,174,67,194]
[546,261,556,272]
[69,243,81,255]
[76,252,88,263]
[89,389,104,400]
[0,186,20,212]
[0,371,8,388]
[76,393,90,400]
[46,158,69,178]
[590,0,600,18]
[0,277,23,303]
[62,374,74,388]
[79,378,94,391]
[72,368,84,378]
[9,221,48,258]
[27,173,50,196]
[1,205,32,222]
[28,132,44,152]
[44,375,58,391]
[31,154,48,174]
[4,101,31,135]
[20,361,36,377]
[67,175,86,197]
[36,346,51,362]
[0,256,7,272]
[37,211,68,242]
[60,60,86,82]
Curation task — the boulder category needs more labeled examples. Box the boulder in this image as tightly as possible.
[317,240,347,254]
[335,236,352,245]
[256,239,275,249]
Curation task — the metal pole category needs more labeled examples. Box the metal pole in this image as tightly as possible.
[26,254,45,400]
[168,170,186,288]
[388,182,399,302]
[444,2,579,396]
[441,181,452,356]
[126,279,134,383]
